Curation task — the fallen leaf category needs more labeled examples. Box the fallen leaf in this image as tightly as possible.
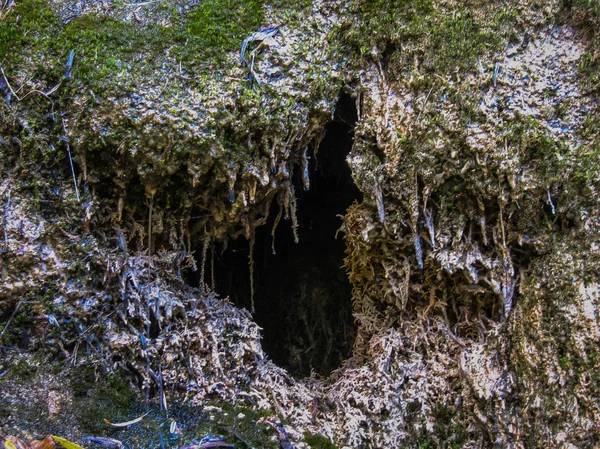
[103,413,148,428]
[0,436,19,449]
[30,436,55,449]
[50,436,86,449]
[2,436,29,449]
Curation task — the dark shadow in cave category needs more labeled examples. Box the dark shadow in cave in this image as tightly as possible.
[211,92,362,378]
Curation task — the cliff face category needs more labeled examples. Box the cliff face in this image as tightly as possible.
[1,0,600,448]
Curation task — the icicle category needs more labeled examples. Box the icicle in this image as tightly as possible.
[493,62,500,87]
[374,178,385,223]
[301,147,310,191]
[547,190,556,215]
[227,167,237,203]
[424,209,436,248]
[414,231,424,269]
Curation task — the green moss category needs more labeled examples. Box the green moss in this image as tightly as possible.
[185,0,263,57]
[0,0,60,61]
[70,366,138,433]
[304,433,339,448]
[58,15,167,90]
[340,0,514,83]
[10,357,38,379]
[0,0,269,98]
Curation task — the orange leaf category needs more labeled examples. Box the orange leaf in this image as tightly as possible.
[30,436,55,449]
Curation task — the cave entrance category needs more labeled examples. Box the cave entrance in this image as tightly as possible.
[213,92,361,377]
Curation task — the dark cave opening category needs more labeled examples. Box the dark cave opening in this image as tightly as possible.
[210,92,361,377]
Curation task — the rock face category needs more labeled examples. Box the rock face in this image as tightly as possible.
[1,0,600,448]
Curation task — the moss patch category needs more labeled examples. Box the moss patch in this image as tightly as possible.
[304,432,339,448]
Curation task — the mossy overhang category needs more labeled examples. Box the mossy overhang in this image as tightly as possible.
[0,0,345,247]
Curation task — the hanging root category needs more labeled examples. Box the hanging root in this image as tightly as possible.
[271,194,284,254]
[301,146,310,191]
[289,185,299,244]
[199,227,209,294]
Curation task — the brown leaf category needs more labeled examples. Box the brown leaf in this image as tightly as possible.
[2,435,31,449]
[30,435,55,449]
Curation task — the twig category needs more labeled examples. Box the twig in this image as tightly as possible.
[3,190,10,246]
[123,0,162,6]
[0,65,20,100]
[0,300,22,341]
[61,118,80,201]
[220,427,251,448]
[145,291,151,409]
[0,65,60,102]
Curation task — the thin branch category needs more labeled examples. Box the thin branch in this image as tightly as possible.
[123,0,162,6]
[61,118,80,202]
[0,65,20,101]
[0,65,60,102]
[3,190,10,247]
[0,300,22,341]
